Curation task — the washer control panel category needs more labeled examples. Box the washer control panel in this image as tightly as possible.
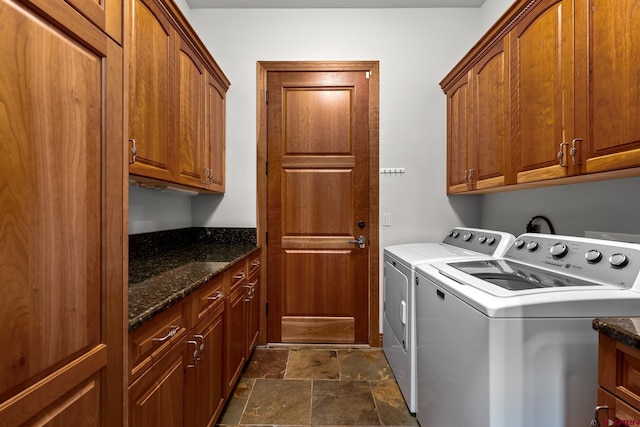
[505,233,640,289]
[442,228,515,256]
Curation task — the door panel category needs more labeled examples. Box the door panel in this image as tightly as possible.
[267,70,370,344]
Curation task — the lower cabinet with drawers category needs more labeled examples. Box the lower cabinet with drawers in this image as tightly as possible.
[128,249,261,427]
[596,333,640,425]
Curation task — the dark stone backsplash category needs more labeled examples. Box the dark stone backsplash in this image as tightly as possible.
[128,227,257,285]
[129,227,257,257]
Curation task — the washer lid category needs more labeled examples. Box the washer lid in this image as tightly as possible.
[449,259,606,291]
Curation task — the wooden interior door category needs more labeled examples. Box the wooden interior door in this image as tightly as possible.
[266,67,373,344]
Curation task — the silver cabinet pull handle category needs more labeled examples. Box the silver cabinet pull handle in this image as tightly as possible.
[152,325,179,342]
[570,138,582,165]
[194,334,205,357]
[251,260,260,267]
[234,272,245,280]
[187,340,199,368]
[348,235,366,249]
[207,290,223,301]
[129,138,137,164]
[557,141,569,167]
[590,405,609,427]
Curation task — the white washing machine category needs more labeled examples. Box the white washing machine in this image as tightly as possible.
[382,227,515,413]
[415,233,640,427]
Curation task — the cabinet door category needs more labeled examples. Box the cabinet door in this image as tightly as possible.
[175,38,207,188]
[185,303,226,427]
[129,343,186,427]
[0,0,124,425]
[226,283,247,395]
[246,271,260,357]
[63,0,122,43]
[445,71,473,193]
[575,0,640,174]
[511,0,576,183]
[205,71,227,193]
[128,0,176,181]
[472,38,511,190]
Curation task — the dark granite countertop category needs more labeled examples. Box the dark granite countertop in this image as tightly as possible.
[129,243,259,331]
[593,317,640,349]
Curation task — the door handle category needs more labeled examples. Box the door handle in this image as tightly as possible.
[348,235,366,249]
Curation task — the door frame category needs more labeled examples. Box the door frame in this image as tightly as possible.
[256,61,380,346]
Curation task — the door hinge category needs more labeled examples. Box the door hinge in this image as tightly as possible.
[266,301,269,315]
[265,231,268,244]
[366,71,371,79]
[266,89,269,104]
[266,161,268,175]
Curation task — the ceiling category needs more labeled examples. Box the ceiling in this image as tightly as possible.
[185,0,486,8]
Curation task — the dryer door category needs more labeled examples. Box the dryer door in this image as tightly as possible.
[384,260,409,349]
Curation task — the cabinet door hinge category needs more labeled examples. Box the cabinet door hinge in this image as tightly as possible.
[266,301,269,315]
[265,231,268,244]
[266,89,269,104]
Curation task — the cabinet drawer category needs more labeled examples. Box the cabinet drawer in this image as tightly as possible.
[193,274,225,324]
[229,261,246,291]
[599,334,640,410]
[247,252,261,277]
[129,300,189,381]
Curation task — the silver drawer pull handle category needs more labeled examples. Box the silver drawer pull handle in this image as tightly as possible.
[187,341,199,368]
[194,334,205,356]
[207,290,223,301]
[251,260,260,267]
[234,272,245,280]
[152,325,180,342]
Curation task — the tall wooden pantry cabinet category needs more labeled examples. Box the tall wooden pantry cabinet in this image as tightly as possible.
[0,0,126,425]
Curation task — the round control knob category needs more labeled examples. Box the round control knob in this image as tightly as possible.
[478,236,487,244]
[514,239,525,249]
[463,232,473,241]
[550,243,569,258]
[447,230,455,237]
[486,237,496,246]
[609,253,629,268]
[451,231,459,238]
[527,241,539,252]
[585,249,603,264]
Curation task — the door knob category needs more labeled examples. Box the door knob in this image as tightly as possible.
[348,235,366,249]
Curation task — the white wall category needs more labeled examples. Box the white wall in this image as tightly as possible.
[480,176,640,238]
[129,185,192,234]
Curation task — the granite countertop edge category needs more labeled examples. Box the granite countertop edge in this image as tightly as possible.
[128,245,260,332]
[592,317,640,350]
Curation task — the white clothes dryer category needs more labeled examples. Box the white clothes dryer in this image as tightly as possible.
[382,227,515,413]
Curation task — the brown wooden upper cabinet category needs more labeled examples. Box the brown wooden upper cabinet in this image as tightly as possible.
[441,0,640,194]
[128,0,230,193]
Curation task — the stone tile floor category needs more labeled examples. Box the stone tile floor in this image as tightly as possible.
[217,346,418,427]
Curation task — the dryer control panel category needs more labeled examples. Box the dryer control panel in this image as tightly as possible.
[442,227,515,257]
